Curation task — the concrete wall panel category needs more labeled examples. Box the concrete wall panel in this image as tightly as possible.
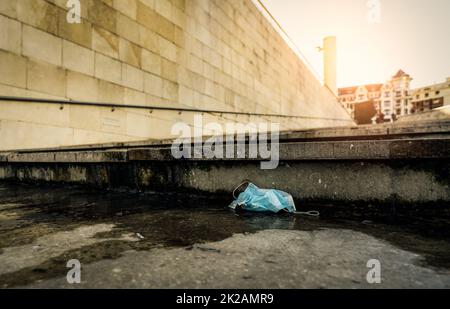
[0,0,353,150]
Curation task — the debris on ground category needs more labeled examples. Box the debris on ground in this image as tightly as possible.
[229,181,296,214]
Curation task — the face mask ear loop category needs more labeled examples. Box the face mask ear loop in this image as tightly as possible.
[233,181,250,199]
[295,211,320,217]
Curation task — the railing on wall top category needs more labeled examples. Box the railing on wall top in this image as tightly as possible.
[0,95,352,122]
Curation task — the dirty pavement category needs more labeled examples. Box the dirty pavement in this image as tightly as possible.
[0,182,449,289]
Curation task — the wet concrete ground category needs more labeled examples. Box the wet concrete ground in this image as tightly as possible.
[0,182,449,288]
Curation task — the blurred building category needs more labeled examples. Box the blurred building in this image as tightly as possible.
[338,70,412,124]
[338,84,382,124]
[380,70,413,119]
[410,77,450,114]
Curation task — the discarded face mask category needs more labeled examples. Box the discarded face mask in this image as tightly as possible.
[229,182,297,214]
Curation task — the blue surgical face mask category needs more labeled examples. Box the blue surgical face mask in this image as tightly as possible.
[229,182,297,214]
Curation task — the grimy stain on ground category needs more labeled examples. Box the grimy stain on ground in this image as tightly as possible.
[0,182,449,288]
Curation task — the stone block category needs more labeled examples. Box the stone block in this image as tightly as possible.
[0,100,70,127]
[126,111,152,137]
[121,63,144,91]
[116,12,140,44]
[0,14,21,54]
[98,80,124,104]
[192,73,206,93]
[66,71,98,101]
[141,49,161,75]
[0,83,65,100]
[161,58,178,82]
[124,88,146,106]
[0,50,27,88]
[162,79,178,101]
[159,36,177,62]
[154,0,172,20]
[171,0,185,11]
[22,25,62,66]
[144,73,163,97]
[204,79,215,97]
[187,53,203,75]
[92,26,119,58]
[47,0,89,19]
[169,6,186,29]
[178,85,194,106]
[95,53,122,85]
[139,0,155,9]
[174,26,185,47]
[119,38,141,68]
[113,0,137,20]
[156,13,175,42]
[69,105,101,131]
[139,25,159,53]
[136,1,159,32]
[17,0,58,35]
[62,40,95,76]
[58,10,92,48]
[177,67,194,88]
[100,0,113,6]
[146,93,170,107]
[27,60,66,97]
[99,107,126,134]
[88,0,116,33]
[0,0,17,18]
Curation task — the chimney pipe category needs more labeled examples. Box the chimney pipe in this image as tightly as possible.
[323,36,337,95]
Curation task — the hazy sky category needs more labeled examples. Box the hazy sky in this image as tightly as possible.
[262,0,450,88]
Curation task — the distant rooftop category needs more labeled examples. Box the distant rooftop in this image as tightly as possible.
[338,84,382,96]
[338,70,411,95]
[392,69,411,79]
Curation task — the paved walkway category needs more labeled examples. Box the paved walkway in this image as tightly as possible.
[0,183,449,288]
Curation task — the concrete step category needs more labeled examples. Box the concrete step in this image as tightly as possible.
[1,122,449,204]
[1,137,449,163]
[3,119,450,154]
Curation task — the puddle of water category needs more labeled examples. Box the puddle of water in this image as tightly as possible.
[0,182,449,287]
